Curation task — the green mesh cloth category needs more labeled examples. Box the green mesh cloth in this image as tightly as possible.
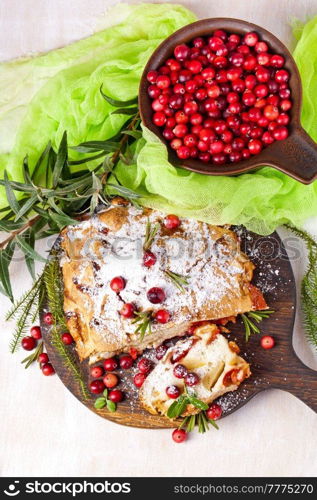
[0,3,317,235]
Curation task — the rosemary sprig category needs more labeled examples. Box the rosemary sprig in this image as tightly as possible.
[163,270,190,293]
[285,225,317,350]
[167,387,209,419]
[241,310,275,342]
[94,388,117,413]
[178,410,219,434]
[143,219,160,251]
[132,310,153,340]
[0,90,141,303]
[44,256,90,400]
[21,341,43,369]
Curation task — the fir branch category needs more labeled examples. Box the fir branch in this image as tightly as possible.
[241,310,275,342]
[43,257,90,400]
[285,225,317,349]
[163,270,190,293]
[143,219,160,251]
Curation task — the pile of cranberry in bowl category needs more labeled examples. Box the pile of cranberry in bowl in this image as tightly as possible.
[145,29,291,165]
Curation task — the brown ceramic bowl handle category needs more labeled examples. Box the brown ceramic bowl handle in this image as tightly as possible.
[268,127,317,184]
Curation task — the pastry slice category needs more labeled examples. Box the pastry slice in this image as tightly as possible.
[139,323,251,417]
[60,200,266,362]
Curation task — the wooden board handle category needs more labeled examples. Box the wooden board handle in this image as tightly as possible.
[278,347,317,413]
[273,127,317,184]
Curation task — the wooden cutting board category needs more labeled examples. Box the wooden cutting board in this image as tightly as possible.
[41,228,317,428]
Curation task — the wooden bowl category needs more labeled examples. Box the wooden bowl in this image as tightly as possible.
[139,18,317,185]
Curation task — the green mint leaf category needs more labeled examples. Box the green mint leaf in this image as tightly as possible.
[94,397,107,410]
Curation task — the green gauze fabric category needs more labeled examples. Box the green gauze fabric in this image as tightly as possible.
[0,3,317,235]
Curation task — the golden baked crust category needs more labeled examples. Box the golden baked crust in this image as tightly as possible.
[60,202,263,361]
[139,323,251,417]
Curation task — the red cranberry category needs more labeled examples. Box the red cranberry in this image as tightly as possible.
[103,357,118,372]
[272,126,288,141]
[103,373,119,388]
[170,138,182,150]
[243,55,257,71]
[108,389,124,403]
[164,214,180,229]
[184,372,200,386]
[147,287,166,304]
[184,101,198,115]
[133,372,146,388]
[277,113,290,126]
[257,52,271,66]
[90,365,104,378]
[30,326,42,340]
[261,335,275,349]
[42,363,55,376]
[193,37,205,48]
[120,355,134,370]
[172,428,187,443]
[61,332,74,345]
[166,385,180,399]
[255,41,268,53]
[173,364,188,379]
[143,251,157,268]
[156,344,168,360]
[110,276,125,293]
[212,153,226,165]
[264,104,279,121]
[279,88,291,99]
[21,336,36,351]
[270,54,285,68]
[275,69,289,83]
[43,312,53,325]
[90,379,105,394]
[137,358,152,374]
[147,70,158,84]
[163,128,174,141]
[153,112,166,127]
[120,303,135,318]
[262,131,274,144]
[154,309,171,324]
[174,44,190,61]
[206,403,223,420]
[169,94,184,109]
[38,353,49,364]
[156,75,170,90]
[248,139,262,154]
[176,146,191,160]
[244,31,258,46]
[280,99,292,111]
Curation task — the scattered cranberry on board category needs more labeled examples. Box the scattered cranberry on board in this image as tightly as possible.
[146,30,291,164]
[38,353,49,365]
[164,214,181,229]
[143,250,157,268]
[30,326,42,340]
[119,303,135,318]
[166,385,181,399]
[133,372,146,388]
[154,309,171,324]
[119,355,134,369]
[108,389,124,403]
[137,358,152,374]
[172,428,187,443]
[43,312,53,325]
[89,379,105,394]
[90,365,104,378]
[103,373,119,389]
[147,287,166,304]
[21,336,36,351]
[110,276,126,293]
[206,403,223,420]
[261,335,275,349]
[103,357,118,372]
[61,332,74,345]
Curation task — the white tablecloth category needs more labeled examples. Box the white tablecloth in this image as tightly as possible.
[0,0,317,478]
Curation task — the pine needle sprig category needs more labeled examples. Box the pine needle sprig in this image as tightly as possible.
[7,274,44,353]
[43,256,90,399]
[285,225,317,349]
[132,310,153,340]
[241,310,275,342]
[143,219,160,251]
[163,270,190,293]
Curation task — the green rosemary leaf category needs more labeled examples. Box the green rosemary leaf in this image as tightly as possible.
[163,270,190,293]
[68,151,106,165]
[121,130,143,140]
[99,85,138,107]
[3,171,20,215]
[0,219,24,231]
[15,235,46,263]
[106,400,117,413]
[107,183,141,199]
[5,274,43,321]
[52,131,68,188]
[132,310,153,340]
[22,155,33,185]
[143,219,160,251]
[48,211,77,229]
[207,416,219,430]
[0,179,37,193]
[0,248,14,301]
[22,229,36,279]
[21,341,43,369]
[31,141,52,182]
[187,396,209,411]
[112,107,139,116]
[186,415,196,432]
[94,397,107,409]
[14,193,38,221]
[71,140,118,154]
